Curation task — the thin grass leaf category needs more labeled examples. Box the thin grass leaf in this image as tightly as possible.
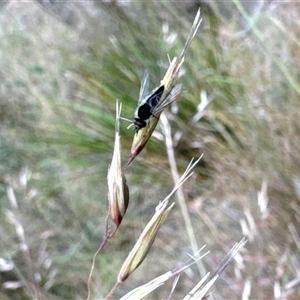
[183,237,248,299]
[120,249,209,300]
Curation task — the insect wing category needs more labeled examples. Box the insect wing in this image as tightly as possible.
[152,84,181,115]
[147,85,164,112]
[138,70,150,105]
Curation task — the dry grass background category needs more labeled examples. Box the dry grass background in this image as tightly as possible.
[1,1,300,299]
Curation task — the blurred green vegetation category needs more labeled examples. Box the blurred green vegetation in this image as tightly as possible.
[1,1,300,299]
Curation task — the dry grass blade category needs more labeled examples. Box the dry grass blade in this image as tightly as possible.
[166,275,181,300]
[119,248,209,300]
[182,273,212,300]
[161,8,202,90]
[183,237,248,299]
[163,156,203,204]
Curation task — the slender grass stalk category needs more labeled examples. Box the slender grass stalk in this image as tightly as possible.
[160,113,206,277]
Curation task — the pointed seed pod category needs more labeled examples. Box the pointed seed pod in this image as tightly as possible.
[107,102,129,226]
[127,9,202,165]
[118,201,174,282]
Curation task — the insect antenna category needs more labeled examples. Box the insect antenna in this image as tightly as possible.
[119,116,133,123]
[118,116,135,129]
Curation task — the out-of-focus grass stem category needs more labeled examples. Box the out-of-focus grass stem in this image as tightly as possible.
[160,112,206,277]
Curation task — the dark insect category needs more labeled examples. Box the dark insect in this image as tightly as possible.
[133,71,165,132]
[134,85,164,130]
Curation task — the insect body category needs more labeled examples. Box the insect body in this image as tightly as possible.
[134,85,164,131]
[133,71,165,132]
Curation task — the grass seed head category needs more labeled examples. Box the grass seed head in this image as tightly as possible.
[118,201,174,283]
[107,102,129,226]
[127,9,201,166]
